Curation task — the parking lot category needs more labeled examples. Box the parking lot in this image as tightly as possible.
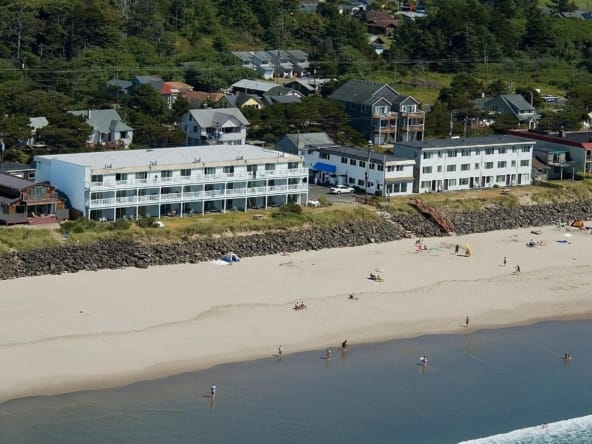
[308,184,357,205]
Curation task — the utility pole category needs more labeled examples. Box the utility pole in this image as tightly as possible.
[365,140,373,204]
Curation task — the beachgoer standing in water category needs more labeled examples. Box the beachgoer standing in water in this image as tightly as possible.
[326,348,332,359]
[278,345,283,358]
[420,356,428,365]
[342,339,348,351]
[465,315,470,328]
[210,384,216,399]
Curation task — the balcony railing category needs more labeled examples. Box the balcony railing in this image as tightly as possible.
[88,184,308,207]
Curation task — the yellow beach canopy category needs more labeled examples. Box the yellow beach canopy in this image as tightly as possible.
[464,244,472,257]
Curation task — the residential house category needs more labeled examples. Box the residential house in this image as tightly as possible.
[231,50,310,80]
[395,135,534,193]
[475,94,540,129]
[263,86,302,105]
[532,145,575,180]
[161,81,194,109]
[507,129,592,174]
[106,79,133,94]
[0,162,36,181]
[69,109,134,148]
[275,132,335,155]
[184,91,228,108]
[329,79,425,145]
[27,116,48,148]
[130,75,164,92]
[369,36,386,55]
[364,11,400,35]
[180,108,249,146]
[284,77,326,96]
[0,173,68,225]
[229,79,278,97]
[34,145,308,220]
[225,94,265,110]
[302,144,415,196]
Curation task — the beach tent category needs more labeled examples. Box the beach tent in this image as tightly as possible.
[221,252,240,263]
[464,244,472,257]
[571,220,584,229]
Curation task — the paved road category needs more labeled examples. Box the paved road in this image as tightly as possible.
[308,184,357,204]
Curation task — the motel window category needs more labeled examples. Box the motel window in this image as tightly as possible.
[422,166,432,174]
[115,173,127,181]
[348,177,355,184]
[498,147,506,154]
[498,161,507,168]
[377,165,384,171]
[136,172,147,179]
[357,179,364,186]
[387,165,394,172]
[91,174,103,183]
[511,161,516,167]
[319,152,330,160]
[522,147,530,153]
[474,163,480,170]
[423,152,432,159]
[265,163,275,171]
[485,162,494,169]
[181,169,191,177]
[512,147,518,153]
[485,148,494,155]
[461,163,470,171]
[308,149,314,155]
[437,165,442,172]
[204,167,216,175]
[161,170,172,178]
[420,181,430,189]
[359,161,366,168]
[400,183,407,192]
[520,159,530,167]
[448,179,456,186]
[461,149,471,157]
[459,178,469,185]
[447,164,456,172]
[288,162,299,169]
[223,166,234,174]
[349,159,357,166]
[396,165,404,171]
[341,157,348,164]
[496,175,505,182]
[475,149,481,155]
[369,163,376,170]
[448,150,457,157]
[522,174,530,182]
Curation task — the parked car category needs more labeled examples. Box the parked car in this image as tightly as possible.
[329,185,355,194]
[307,199,321,207]
[542,95,559,103]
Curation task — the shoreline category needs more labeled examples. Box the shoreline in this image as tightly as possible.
[1,224,592,403]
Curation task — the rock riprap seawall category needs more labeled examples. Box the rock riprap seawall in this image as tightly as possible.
[1,200,591,280]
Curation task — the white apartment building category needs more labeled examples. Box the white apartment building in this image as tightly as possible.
[35,145,308,221]
[302,144,415,196]
[395,135,535,193]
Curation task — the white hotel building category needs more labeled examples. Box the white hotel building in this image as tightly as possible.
[35,145,308,220]
[394,135,535,193]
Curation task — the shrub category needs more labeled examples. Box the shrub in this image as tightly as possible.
[273,203,303,218]
[135,217,156,228]
[112,218,132,230]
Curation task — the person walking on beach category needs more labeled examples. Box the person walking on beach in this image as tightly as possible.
[210,384,216,399]
[278,345,283,358]
[465,315,470,328]
[503,256,507,267]
[342,339,348,351]
[455,244,460,255]
[326,348,332,359]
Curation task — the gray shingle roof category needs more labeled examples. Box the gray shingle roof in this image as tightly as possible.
[0,172,36,191]
[329,79,399,105]
[69,109,133,133]
[188,108,249,127]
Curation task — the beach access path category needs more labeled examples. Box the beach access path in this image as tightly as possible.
[0,224,591,402]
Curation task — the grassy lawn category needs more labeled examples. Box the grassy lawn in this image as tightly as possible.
[1,180,590,252]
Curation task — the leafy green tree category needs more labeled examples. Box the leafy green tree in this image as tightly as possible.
[125,84,170,122]
[128,112,186,148]
[424,102,453,139]
[38,113,92,151]
[0,114,30,149]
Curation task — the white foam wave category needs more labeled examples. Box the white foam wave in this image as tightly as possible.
[458,414,592,443]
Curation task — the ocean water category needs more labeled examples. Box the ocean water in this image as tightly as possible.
[1,320,591,444]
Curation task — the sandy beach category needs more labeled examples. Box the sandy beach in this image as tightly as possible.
[1,224,592,403]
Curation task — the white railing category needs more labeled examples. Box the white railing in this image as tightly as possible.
[138,195,160,203]
[89,198,116,207]
[90,169,306,189]
[226,188,247,196]
[117,196,137,203]
[160,193,183,202]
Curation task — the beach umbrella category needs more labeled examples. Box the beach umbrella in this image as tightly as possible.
[464,244,472,257]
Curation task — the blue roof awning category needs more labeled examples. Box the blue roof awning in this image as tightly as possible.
[313,162,336,173]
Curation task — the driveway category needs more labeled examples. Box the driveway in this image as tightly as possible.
[308,184,357,205]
